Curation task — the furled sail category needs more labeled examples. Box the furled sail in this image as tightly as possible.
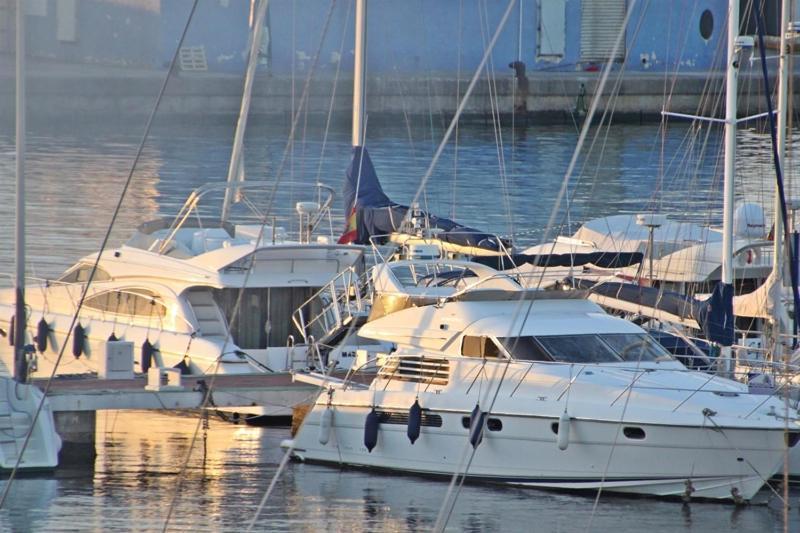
[569,278,734,346]
[339,147,506,252]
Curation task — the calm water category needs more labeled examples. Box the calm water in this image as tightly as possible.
[0,119,798,531]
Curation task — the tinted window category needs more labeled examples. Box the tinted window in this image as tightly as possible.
[536,335,622,363]
[59,264,110,283]
[497,336,552,361]
[461,336,503,359]
[85,289,166,318]
[599,333,673,362]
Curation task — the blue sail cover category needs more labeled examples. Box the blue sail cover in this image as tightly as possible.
[569,278,734,347]
[473,251,644,270]
[703,282,734,347]
[342,146,506,251]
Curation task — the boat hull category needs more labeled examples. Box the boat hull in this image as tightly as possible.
[291,402,786,501]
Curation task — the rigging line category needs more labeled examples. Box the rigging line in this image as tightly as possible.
[313,0,353,185]
[754,4,800,342]
[529,3,648,291]
[162,4,338,526]
[403,0,518,230]
[535,0,639,258]
[0,0,202,511]
[246,359,340,532]
[262,0,338,220]
[435,294,539,531]
[479,0,515,241]
[433,357,515,533]
[586,354,647,532]
[452,0,463,220]
[161,212,279,526]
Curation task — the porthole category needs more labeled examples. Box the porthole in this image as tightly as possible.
[623,426,646,440]
[699,9,714,40]
[487,418,503,432]
[551,422,559,435]
[462,416,470,429]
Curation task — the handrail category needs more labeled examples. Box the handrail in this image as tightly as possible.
[291,265,371,344]
[158,181,337,254]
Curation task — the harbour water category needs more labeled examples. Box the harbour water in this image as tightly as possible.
[0,119,798,531]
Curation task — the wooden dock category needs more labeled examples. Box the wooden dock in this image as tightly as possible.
[34,373,320,417]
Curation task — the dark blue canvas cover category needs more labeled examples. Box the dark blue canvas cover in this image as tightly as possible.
[569,278,734,346]
[342,146,506,251]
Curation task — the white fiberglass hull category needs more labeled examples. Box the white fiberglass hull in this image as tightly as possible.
[291,399,788,502]
[0,308,256,378]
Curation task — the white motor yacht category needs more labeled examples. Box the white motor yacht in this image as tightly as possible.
[286,262,799,501]
[0,182,367,379]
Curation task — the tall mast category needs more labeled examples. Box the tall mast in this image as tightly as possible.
[721,0,739,288]
[352,0,367,147]
[772,0,791,283]
[14,0,27,383]
[717,0,740,373]
[221,0,269,223]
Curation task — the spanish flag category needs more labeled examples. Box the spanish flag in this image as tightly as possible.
[338,206,358,244]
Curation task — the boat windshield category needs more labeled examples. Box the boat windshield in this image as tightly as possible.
[598,333,674,362]
[497,334,674,364]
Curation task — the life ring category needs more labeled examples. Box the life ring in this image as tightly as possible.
[737,247,759,267]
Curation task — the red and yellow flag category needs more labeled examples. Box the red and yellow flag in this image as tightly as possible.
[338,206,358,244]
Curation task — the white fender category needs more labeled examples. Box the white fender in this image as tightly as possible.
[318,407,333,445]
[557,411,571,451]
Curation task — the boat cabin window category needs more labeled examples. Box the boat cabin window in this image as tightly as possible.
[535,335,622,363]
[58,264,110,283]
[392,263,478,289]
[84,289,166,319]
[502,333,675,364]
[497,336,552,362]
[597,333,673,362]
[461,336,503,359]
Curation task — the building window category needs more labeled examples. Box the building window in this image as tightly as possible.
[580,0,626,63]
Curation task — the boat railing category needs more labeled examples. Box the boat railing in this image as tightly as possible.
[291,265,372,345]
[349,351,800,408]
[156,180,338,254]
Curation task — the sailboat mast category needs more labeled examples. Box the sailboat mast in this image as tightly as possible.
[722,0,739,288]
[773,0,791,281]
[14,0,27,383]
[352,0,367,148]
[221,0,269,223]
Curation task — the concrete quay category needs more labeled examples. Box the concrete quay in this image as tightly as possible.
[2,59,799,126]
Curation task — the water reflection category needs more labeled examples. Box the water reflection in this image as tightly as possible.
[0,121,798,529]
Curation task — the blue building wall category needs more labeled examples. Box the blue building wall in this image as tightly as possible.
[158,1,250,70]
[25,0,159,67]
[11,0,744,76]
[158,0,730,76]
